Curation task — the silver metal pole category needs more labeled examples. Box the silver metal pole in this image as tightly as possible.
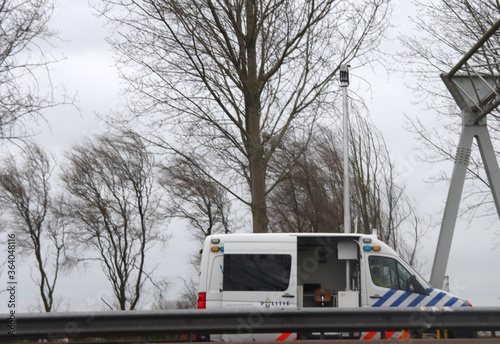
[340,64,350,234]
[340,64,350,291]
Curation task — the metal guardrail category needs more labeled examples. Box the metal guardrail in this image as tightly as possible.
[2,307,500,340]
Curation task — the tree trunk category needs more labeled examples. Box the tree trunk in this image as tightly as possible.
[245,0,268,233]
[249,144,269,233]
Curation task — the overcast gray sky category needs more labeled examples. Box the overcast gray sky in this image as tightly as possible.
[1,0,500,311]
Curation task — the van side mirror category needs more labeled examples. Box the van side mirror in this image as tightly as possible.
[407,275,428,295]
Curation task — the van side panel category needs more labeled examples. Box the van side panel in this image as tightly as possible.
[222,239,297,309]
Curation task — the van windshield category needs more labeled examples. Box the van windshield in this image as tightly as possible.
[223,254,291,291]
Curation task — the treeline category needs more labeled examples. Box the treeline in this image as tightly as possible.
[0,117,423,311]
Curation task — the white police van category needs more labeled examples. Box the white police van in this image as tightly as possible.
[197,233,472,340]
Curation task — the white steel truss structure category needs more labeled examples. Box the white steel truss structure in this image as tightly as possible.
[430,19,500,288]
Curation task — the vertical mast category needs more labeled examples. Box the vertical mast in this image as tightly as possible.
[340,64,351,234]
[340,64,351,291]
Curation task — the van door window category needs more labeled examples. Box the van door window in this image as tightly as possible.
[368,256,412,290]
[223,254,291,291]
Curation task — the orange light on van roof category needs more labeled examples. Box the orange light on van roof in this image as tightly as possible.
[211,246,220,252]
[372,246,381,251]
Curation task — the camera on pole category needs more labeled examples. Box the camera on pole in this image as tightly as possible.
[340,64,350,87]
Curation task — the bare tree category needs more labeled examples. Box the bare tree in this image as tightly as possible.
[159,153,235,308]
[268,128,344,233]
[400,0,500,222]
[177,276,198,309]
[154,275,197,309]
[352,116,432,267]
[160,154,233,246]
[0,0,66,141]
[60,131,168,310]
[0,143,64,312]
[350,115,400,237]
[268,116,426,267]
[97,0,392,233]
[396,211,430,271]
